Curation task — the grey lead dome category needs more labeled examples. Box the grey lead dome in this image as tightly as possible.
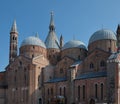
[62,40,87,50]
[21,36,46,48]
[89,29,117,44]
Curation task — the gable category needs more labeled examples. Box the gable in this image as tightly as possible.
[87,48,111,60]
[6,55,31,70]
[32,55,49,66]
[81,48,111,73]
[57,56,75,67]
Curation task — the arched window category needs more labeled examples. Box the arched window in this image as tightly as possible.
[64,87,66,97]
[14,76,16,83]
[83,85,85,100]
[38,75,40,82]
[15,37,17,40]
[24,68,27,71]
[101,83,104,100]
[49,76,52,79]
[49,55,51,59]
[90,63,94,69]
[78,86,80,101]
[60,87,62,95]
[32,54,34,58]
[39,98,42,104]
[108,47,111,52]
[19,61,22,66]
[24,74,26,81]
[95,84,98,98]
[51,88,53,95]
[13,36,15,40]
[33,46,35,49]
[78,55,81,60]
[60,68,63,73]
[48,88,49,95]
[100,61,106,67]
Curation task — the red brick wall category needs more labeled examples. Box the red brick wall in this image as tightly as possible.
[61,48,87,61]
[20,45,47,58]
[74,77,107,104]
[88,40,116,53]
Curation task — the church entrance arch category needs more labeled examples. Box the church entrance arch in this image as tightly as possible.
[39,98,42,104]
[89,98,95,104]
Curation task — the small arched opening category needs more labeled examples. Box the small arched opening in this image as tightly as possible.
[39,98,42,104]
[89,98,95,104]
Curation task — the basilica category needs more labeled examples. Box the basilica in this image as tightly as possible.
[0,12,120,104]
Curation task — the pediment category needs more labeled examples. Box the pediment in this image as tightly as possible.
[57,56,75,67]
[87,48,111,59]
[32,55,49,65]
[6,55,31,70]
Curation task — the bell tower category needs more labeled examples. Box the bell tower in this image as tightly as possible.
[116,24,120,51]
[9,20,18,63]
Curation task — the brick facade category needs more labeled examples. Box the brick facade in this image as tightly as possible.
[1,15,120,104]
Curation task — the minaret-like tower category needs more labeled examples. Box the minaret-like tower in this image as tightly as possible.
[9,20,18,63]
[60,35,64,50]
[116,24,120,51]
[45,12,60,65]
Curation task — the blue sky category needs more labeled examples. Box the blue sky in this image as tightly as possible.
[1,0,120,70]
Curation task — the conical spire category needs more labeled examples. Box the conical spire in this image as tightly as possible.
[10,20,18,33]
[49,11,55,31]
[117,24,120,30]
[116,24,120,51]
[45,12,59,49]
[60,35,64,49]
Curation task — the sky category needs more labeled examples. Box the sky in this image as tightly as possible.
[1,0,120,71]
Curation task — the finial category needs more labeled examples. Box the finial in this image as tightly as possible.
[50,11,54,25]
[102,24,103,30]
[49,11,55,31]
[35,32,39,38]
[73,34,76,40]
[51,11,54,16]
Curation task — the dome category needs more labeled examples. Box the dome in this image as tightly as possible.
[89,29,117,44]
[62,40,87,50]
[21,36,46,48]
